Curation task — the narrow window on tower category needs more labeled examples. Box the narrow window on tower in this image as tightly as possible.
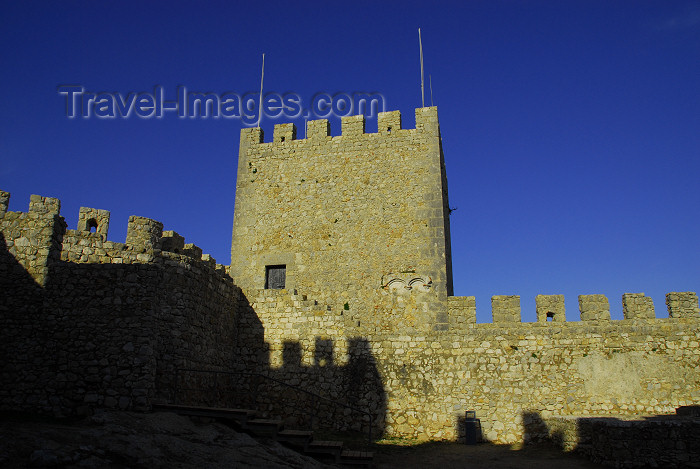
[265,265,286,289]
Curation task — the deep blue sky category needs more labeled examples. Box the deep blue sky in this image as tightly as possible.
[2,1,698,322]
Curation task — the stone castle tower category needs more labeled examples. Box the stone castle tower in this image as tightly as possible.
[230,107,454,331]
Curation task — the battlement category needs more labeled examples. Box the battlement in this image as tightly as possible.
[239,106,439,147]
[0,190,230,279]
[449,292,700,325]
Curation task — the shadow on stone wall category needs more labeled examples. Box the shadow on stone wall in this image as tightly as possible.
[1,257,163,414]
[274,336,386,438]
[0,230,252,416]
[0,231,43,308]
[521,411,565,447]
[1,231,385,439]
[174,335,387,441]
[521,409,700,467]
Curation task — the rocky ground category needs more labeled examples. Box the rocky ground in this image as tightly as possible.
[0,410,330,468]
[0,410,604,468]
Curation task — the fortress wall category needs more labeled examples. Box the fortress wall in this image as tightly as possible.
[0,193,245,415]
[2,190,699,444]
[377,319,700,443]
[231,107,453,332]
[248,289,700,443]
[154,250,263,404]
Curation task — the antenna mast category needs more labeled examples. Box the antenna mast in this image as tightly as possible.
[257,53,265,129]
[430,74,434,106]
[419,28,425,108]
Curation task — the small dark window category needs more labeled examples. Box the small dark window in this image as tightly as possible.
[546,312,555,322]
[87,218,98,233]
[387,126,392,133]
[280,136,286,142]
[265,265,286,289]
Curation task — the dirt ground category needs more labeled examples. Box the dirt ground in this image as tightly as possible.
[372,440,604,469]
[0,410,605,468]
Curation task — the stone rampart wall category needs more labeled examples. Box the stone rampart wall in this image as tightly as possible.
[0,192,249,416]
[249,289,700,443]
[3,189,699,447]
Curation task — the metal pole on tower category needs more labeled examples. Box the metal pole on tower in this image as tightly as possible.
[419,28,425,108]
[430,74,434,106]
[257,53,265,129]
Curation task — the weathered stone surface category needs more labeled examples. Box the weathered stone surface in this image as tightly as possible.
[77,206,110,240]
[0,190,9,217]
[578,294,611,321]
[666,292,700,318]
[622,292,654,319]
[536,294,565,322]
[492,295,521,322]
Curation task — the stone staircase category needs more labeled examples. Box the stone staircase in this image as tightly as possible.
[152,403,374,467]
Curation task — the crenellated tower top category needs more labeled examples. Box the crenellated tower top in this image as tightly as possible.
[230,107,453,332]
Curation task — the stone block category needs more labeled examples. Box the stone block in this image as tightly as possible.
[448,296,476,325]
[29,194,60,216]
[378,110,402,134]
[415,106,438,131]
[578,294,610,321]
[273,123,296,143]
[306,119,330,139]
[536,294,566,322]
[77,207,110,240]
[161,230,185,253]
[126,216,163,252]
[182,243,203,260]
[666,292,699,318]
[240,126,263,144]
[201,253,216,267]
[492,295,520,322]
[622,293,654,319]
[0,190,9,217]
[341,114,365,136]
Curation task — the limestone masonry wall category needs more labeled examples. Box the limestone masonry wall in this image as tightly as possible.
[0,192,248,416]
[250,288,700,443]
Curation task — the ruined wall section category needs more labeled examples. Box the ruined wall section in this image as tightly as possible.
[230,107,453,332]
[0,192,248,416]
